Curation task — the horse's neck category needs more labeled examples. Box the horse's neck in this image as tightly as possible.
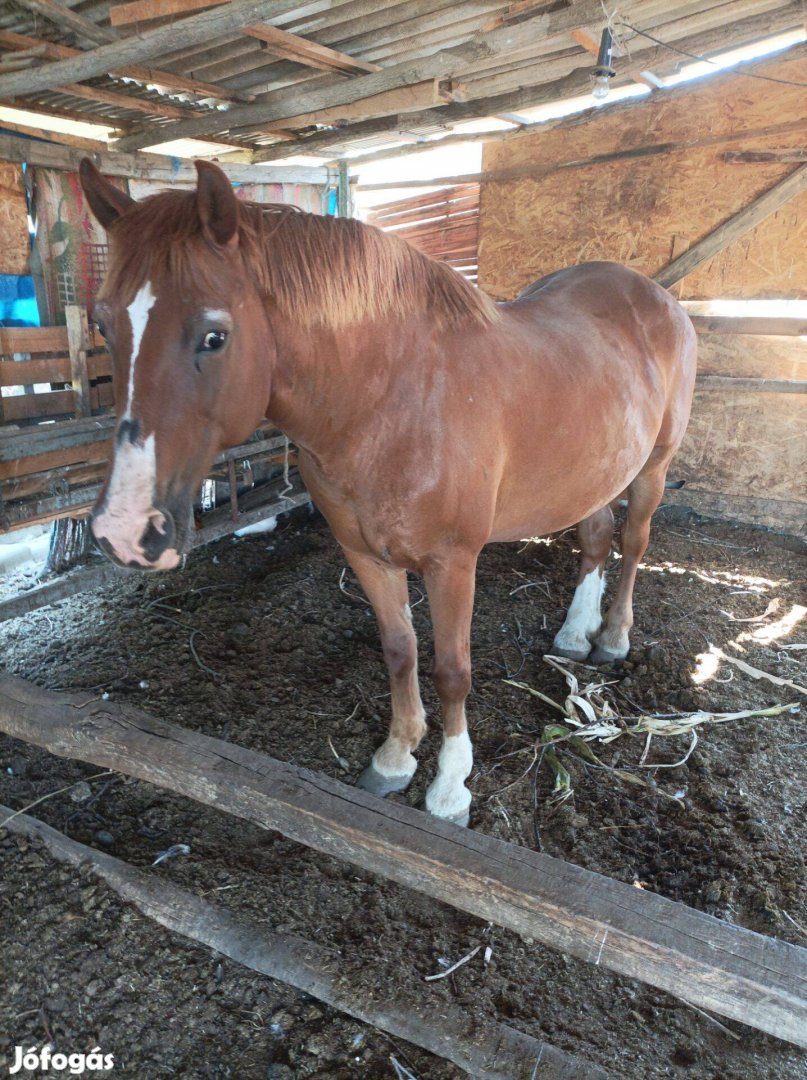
[267,316,425,452]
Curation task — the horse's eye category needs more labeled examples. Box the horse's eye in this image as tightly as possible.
[95,321,107,339]
[201,330,228,352]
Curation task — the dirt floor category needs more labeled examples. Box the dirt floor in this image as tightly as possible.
[1,505,805,1080]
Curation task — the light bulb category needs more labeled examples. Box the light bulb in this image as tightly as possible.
[591,74,611,100]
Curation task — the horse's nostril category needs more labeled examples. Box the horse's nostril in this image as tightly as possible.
[140,508,176,562]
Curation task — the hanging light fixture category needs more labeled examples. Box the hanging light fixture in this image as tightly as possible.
[591,27,615,100]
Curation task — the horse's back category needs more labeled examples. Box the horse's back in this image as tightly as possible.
[481,262,697,540]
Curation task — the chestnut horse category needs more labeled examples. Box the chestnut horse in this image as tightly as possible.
[79,158,696,826]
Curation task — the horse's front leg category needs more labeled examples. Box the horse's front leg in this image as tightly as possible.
[346,551,427,796]
[422,550,478,827]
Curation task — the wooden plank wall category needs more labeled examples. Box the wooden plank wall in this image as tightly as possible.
[476,47,807,535]
[0,323,113,424]
[367,184,480,280]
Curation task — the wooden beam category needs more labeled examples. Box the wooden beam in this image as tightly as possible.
[112,0,606,151]
[2,806,604,1080]
[0,28,252,104]
[0,562,129,620]
[695,375,807,393]
[110,0,227,26]
[243,23,381,76]
[12,0,117,47]
[0,117,106,151]
[251,115,413,162]
[244,80,448,138]
[354,118,807,190]
[0,133,330,185]
[723,149,807,163]
[0,0,295,99]
[0,674,805,1048]
[654,165,807,289]
[253,5,807,161]
[689,315,807,336]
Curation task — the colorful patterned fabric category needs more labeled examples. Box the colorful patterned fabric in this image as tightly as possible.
[31,169,334,325]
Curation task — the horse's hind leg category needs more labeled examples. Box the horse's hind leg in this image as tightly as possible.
[348,552,427,797]
[552,506,614,661]
[422,550,478,826]
[590,451,670,664]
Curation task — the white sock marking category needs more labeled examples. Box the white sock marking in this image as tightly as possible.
[425,730,473,820]
[123,281,157,419]
[554,568,605,653]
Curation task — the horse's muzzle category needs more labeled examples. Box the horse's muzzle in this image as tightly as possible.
[91,502,182,571]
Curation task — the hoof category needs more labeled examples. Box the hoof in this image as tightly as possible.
[590,644,628,666]
[356,765,413,798]
[550,640,592,662]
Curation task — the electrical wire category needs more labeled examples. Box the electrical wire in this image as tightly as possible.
[614,20,807,89]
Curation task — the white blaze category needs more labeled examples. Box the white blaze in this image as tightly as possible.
[92,280,178,567]
[123,281,157,419]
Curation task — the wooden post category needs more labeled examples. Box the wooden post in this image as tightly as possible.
[227,457,239,523]
[0,674,805,1049]
[65,305,91,418]
[337,159,350,218]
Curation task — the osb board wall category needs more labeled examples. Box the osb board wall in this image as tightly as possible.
[668,389,806,535]
[478,45,807,301]
[698,334,807,380]
[0,163,29,277]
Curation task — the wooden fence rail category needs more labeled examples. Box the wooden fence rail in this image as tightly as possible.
[1,805,603,1080]
[0,674,805,1049]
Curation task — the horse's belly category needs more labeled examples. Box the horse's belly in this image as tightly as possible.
[488,418,654,541]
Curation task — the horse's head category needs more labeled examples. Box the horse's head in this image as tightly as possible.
[79,159,273,570]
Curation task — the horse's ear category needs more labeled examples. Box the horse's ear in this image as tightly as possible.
[195,160,239,248]
[79,158,135,229]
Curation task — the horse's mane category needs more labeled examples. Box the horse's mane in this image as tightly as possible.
[102,189,498,331]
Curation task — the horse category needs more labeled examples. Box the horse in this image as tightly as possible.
[78,157,696,827]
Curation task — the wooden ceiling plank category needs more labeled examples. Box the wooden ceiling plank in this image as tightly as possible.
[41,80,211,120]
[243,23,381,75]
[255,2,807,160]
[12,0,117,47]
[0,29,252,104]
[112,0,607,150]
[110,0,229,27]
[0,0,295,99]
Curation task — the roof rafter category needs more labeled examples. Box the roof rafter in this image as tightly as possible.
[0,0,294,99]
[112,0,607,151]
[0,28,251,104]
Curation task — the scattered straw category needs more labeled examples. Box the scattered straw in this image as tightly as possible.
[504,655,799,806]
[424,944,482,982]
